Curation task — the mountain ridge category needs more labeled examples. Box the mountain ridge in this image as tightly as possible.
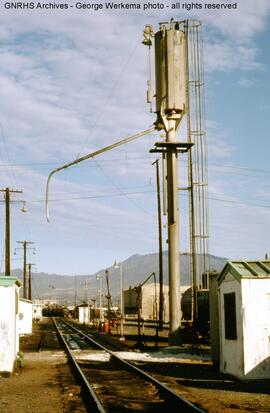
[4,252,227,305]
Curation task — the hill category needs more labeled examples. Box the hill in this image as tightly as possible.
[6,252,226,305]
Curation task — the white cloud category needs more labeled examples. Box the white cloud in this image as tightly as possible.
[206,119,237,159]
[0,3,269,272]
[202,0,270,41]
[209,198,270,259]
[259,104,270,113]
[205,42,263,72]
[238,78,256,88]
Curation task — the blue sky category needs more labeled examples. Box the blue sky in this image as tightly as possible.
[0,0,269,275]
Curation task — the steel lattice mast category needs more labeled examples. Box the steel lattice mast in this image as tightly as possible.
[185,20,209,324]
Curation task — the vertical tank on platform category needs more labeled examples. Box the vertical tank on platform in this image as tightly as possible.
[0,276,21,374]
[154,21,186,127]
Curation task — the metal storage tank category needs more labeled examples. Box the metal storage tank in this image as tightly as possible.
[155,22,186,117]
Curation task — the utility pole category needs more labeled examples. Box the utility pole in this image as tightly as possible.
[152,160,164,331]
[28,263,35,301]
[0,188,23,276]
[91,299,96,324]
[74,276,77,307]
[5,188,10,276]
[15,241,35,299]
[105,269,111,333]
[114,261,125,341]
[96,274,103,327]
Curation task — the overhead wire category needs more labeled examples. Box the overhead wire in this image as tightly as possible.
[92,158,156,220]
[0,122,19,187]
[4,188,269,211]
[70,33,155,218]
[0,38,144,248]
[0,157,269,177]
[76,35,141,158]
[0,121,34,250]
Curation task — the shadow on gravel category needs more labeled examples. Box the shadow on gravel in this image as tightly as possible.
[139,362,270,395]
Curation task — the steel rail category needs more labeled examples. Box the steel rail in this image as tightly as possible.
[60,319,205,413]
[53,318,106,413]
[37,332,45,352]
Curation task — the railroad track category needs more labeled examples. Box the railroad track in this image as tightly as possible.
[53,318,205,413]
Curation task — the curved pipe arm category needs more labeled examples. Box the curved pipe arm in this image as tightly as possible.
[140,271,156,287]
[45,125,156,222]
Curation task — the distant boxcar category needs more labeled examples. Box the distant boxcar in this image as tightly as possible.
[181,288,209,336]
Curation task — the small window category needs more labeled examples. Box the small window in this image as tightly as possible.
[224,292,237,340]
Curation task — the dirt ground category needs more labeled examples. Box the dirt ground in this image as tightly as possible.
[0,320,87,413]
[139,361,270,413]
[0,318,269,413]
[92,322,270,413]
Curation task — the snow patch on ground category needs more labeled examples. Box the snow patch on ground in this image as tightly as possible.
[76,350,111,362]
[76,347,211,363]
[116,348,211,363]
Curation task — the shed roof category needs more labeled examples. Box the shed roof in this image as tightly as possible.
[217,259,270,284]
[19,298,32,304]
[0,276,22,287]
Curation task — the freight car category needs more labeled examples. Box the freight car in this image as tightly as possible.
[181,287,210,337]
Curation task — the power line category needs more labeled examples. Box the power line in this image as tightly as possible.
[0,155,154,167]
[0,258,23,263]
[77,37,141,157]
[210,162,270,174]
[93,158,156,219]
[0,123,35,244]
[0,157,269,175]
[208,195,270,210]
[0,122,19,187]
[4,188,268,211]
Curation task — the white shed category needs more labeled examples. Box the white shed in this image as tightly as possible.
[0,276,21,374]
[78,305,90,324]
[18,298,33,335]
[218,260,270,380]
[32,300,43,321]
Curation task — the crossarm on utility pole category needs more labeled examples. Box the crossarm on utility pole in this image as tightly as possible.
[45,126,155,222]
[0,188,23,276]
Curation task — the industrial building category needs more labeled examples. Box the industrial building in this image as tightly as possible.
[124,283,189,323]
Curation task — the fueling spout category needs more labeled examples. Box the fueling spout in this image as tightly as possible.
[45,126,156,222]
